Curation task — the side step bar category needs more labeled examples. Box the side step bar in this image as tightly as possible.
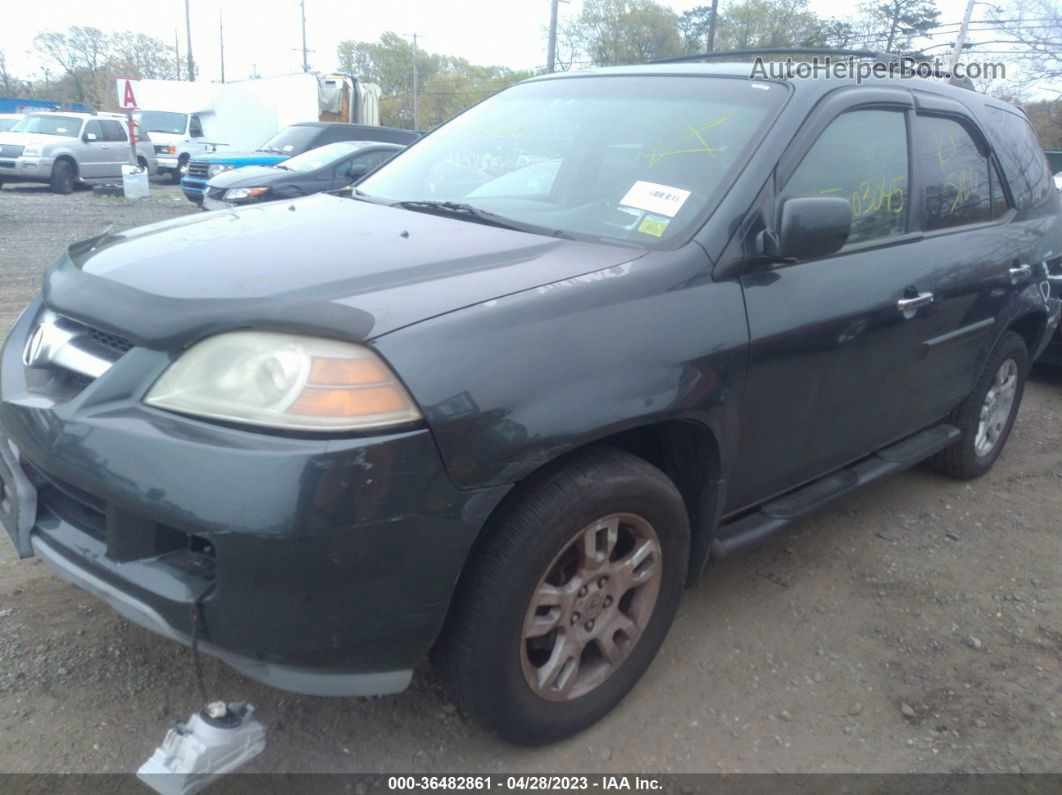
[714,424,959,558]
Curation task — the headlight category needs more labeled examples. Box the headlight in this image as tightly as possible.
[21,147,40,157]
[144,332,422,432]
[223,187,269,201]
[207,164,235,177]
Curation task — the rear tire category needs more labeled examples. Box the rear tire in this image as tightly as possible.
[433,447,689,745]
[49,160,75,194]
[927,331,1028,479]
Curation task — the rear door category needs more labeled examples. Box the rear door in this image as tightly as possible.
[100,120,131,176]
[893,98,1018,431]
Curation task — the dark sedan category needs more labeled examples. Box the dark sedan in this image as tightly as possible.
[201,141,403,210]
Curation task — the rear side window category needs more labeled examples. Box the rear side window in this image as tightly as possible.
[101,120,127,142]
[914,115,992,230]
[781,109,909,246]
[984,106,1052,211]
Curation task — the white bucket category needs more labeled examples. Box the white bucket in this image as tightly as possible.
[121,165,149,199]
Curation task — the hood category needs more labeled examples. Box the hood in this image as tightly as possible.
[143,131,185,144]
[193,150,287,167]
[0,131,70,147]
[43,193,645,349]
[207,165,286,189]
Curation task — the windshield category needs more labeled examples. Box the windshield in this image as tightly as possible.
[258,126,319,154]
[0,119,18,132]
[134,111,188,135]
[10,114,83,137]
[280,142,363,172]
[359,76,785,246]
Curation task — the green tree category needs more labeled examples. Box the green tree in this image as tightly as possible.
[336,33,531,129]
[563,0,683,67]
[715,0,831,49]
[873,0,940,51]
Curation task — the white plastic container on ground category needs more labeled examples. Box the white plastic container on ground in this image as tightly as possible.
[122,165,150,199]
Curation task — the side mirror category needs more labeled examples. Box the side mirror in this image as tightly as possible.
[766,196,851,261]
[82,132,98,142]
[346,163,369,181]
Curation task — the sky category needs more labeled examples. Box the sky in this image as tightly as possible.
[0,0,1010,87]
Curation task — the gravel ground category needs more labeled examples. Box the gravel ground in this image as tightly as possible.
[0,183,1060,775]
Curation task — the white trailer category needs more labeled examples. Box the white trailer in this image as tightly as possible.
[133,74,381,182]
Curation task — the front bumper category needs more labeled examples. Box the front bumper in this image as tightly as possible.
[0,156,52,181]
[180,175,207,203]
[1,300,510,695]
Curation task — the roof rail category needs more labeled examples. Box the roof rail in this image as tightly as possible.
[650,47,899,64]
[649,47,979,91]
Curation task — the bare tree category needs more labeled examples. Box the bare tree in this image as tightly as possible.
[33,26,110,105]
[986,0,1061,90]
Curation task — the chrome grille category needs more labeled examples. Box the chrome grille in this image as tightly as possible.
[0,144,24,158]
[87,326,134,356]
[186,161,209,179]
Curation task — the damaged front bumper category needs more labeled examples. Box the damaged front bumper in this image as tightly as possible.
[0,299,510,696]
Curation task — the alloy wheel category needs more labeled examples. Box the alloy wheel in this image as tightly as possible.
[520,513,662,702]
[975,358,1018,457]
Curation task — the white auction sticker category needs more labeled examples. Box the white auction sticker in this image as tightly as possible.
[619,180,691,218]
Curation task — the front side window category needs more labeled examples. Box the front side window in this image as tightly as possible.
[780,109,909,246]
[11,114,82,137]
[359,76,787,247]
[83,120,103,141]
[915,115,992,231]
[189,115,204,137]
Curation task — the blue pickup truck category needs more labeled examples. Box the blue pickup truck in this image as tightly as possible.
[181,121,420,204]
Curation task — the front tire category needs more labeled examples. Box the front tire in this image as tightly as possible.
[434,447,689,745]
[49,160,75,194]
[927,330,1028,479]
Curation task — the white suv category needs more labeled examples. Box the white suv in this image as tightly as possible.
[0,112,158,193]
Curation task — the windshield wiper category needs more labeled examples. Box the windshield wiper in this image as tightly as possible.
[391,200,572,238]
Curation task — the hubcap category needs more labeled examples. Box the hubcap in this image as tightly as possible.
[975,358,1018,457]
[520,513,662,702]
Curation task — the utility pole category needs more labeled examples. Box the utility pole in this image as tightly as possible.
[300,0,310,72]
[184,0,196,81]
[219,10,225,83]
[412,33,419,130]
[546,0,559,72]
[948,0,976,76]
[706,0,719,52]
[174,29,181,80]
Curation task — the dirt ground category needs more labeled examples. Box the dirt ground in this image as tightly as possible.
[0,182,1059,776]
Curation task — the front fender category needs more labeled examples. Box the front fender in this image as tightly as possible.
[374,244,750,491]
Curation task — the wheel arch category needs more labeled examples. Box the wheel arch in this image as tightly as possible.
[53,154,78,177]
[458,419,723,598]
[1006,309,1048,360]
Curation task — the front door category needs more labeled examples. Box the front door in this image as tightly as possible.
[728,103,925,511]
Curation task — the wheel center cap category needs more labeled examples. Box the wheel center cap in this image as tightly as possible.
[584,593,605,619]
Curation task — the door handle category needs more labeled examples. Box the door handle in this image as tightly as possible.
[897,292,934,312]
[1008,264,1032,279]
